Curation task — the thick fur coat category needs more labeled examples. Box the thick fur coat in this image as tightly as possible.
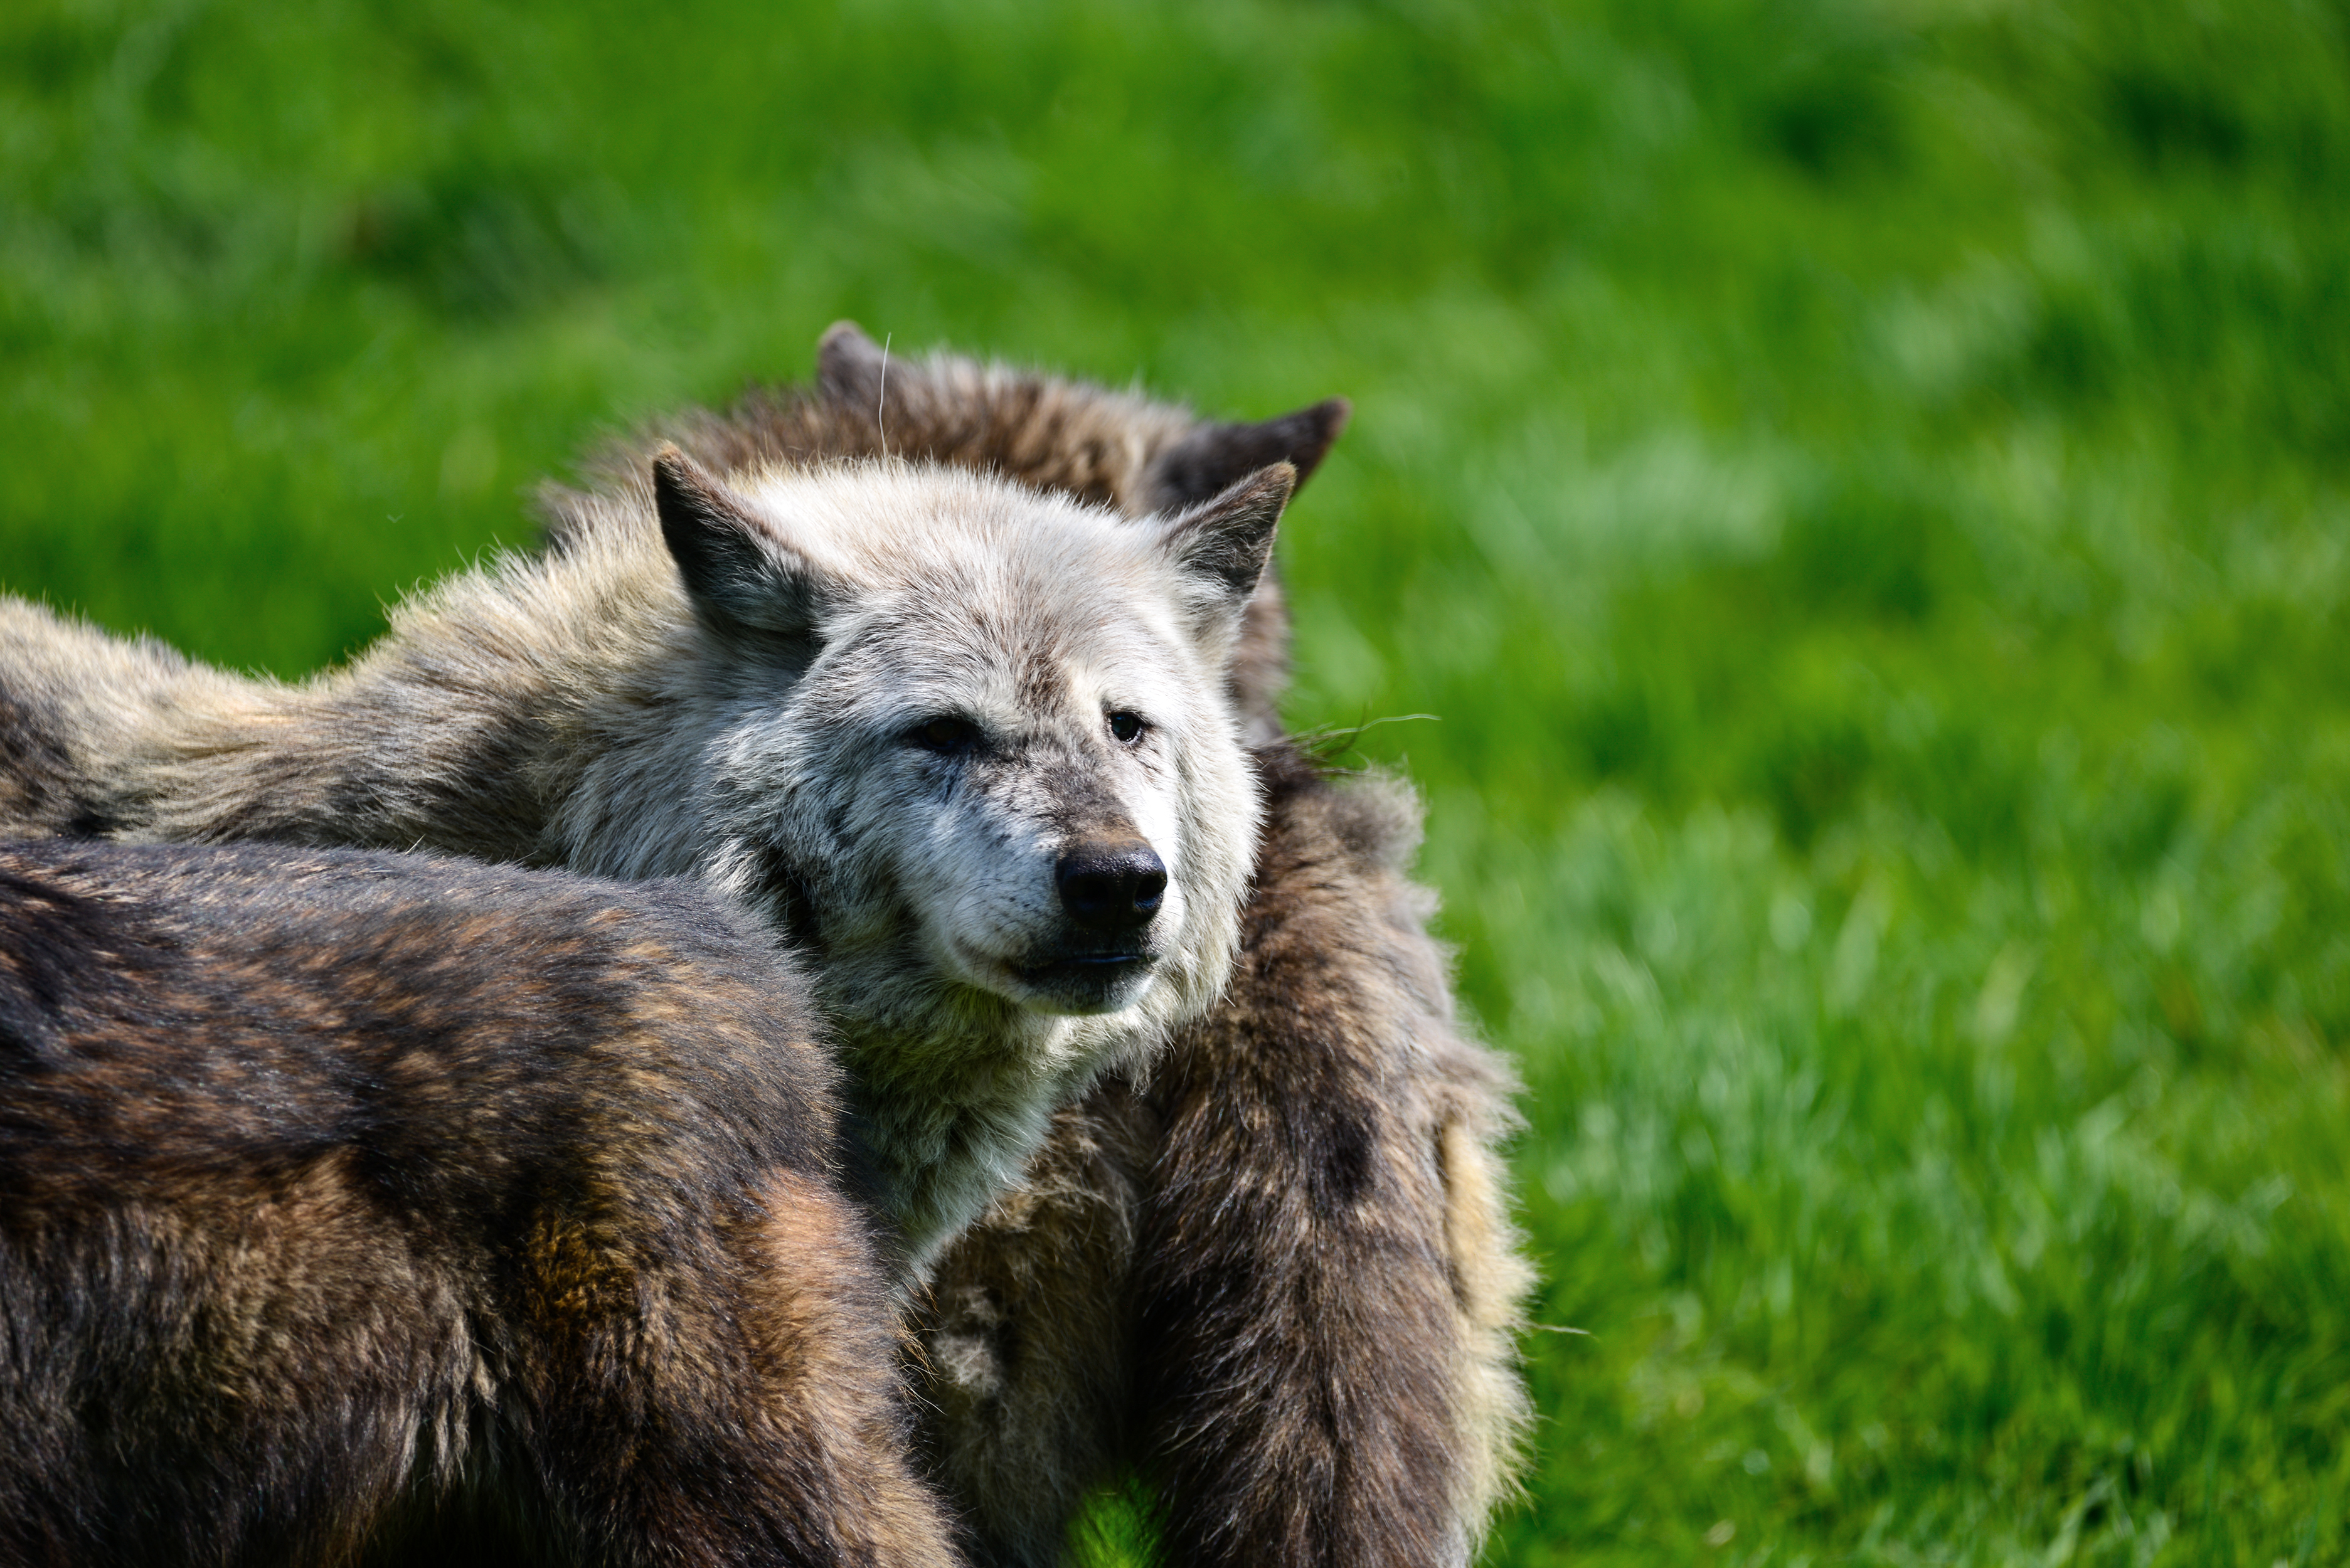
[0,327,1531,1567]
[4,448,1285,1280]
[0,840,955,1567]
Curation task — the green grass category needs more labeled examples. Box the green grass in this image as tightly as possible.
[8,1,2350,1561]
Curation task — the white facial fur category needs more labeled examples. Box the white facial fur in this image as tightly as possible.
[570,455,1287,1269]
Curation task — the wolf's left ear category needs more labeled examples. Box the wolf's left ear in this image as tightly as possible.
[1144,398,1348,512]
[1157,463,1294,639]
[652,446,835,640]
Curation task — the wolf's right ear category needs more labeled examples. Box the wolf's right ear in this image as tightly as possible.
[1156,463,1294,640]
[652,447,833,640]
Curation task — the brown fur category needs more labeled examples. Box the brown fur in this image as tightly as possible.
[0,327,1529,1566]
[919,1084,1161,1565]
[1137,748,1530,1565]
[0,840,958,1568]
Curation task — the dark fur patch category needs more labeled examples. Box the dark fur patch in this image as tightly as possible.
[0,685,88,839]
[0,842,958,1567]
[753,839,827,953]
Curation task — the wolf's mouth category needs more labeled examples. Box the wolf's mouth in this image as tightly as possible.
[959,939,1161,1014]
[1015,953,1151,986]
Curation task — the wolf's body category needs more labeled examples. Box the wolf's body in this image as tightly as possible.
[0,329,1530,1567]
[0,840,954,1567]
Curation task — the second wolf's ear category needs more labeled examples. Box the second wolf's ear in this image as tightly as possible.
[1157,464,1294,640]
[652,447,834,640]
[1144,397,1349,512]
[817,320,891,415]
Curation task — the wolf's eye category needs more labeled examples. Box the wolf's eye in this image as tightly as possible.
[1107,711,1147,745]
[909,716,982,754]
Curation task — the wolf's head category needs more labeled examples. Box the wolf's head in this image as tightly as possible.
[624,450,1282,1232]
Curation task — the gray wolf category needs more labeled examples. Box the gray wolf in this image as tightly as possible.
[0,327,1530,1567]
[0,840,956,1567]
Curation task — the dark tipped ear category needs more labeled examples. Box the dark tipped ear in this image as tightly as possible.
[652,446,832,638]
[1159,463,1294,634]
[1146,397,1349,511]
[816,320,890,413]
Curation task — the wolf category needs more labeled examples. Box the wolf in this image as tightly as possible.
[0,327,1531,1567]
[0,839,956,1567]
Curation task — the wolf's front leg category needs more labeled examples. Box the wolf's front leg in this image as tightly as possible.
[917,1086,1159,1566]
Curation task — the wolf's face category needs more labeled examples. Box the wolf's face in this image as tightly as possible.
[812,591,1196,1019]
[653,453,1289,1056]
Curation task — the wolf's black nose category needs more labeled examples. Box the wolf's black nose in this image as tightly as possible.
[1056,840,1167,930]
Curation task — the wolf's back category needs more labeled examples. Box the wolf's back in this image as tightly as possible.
[0,839,955,1568]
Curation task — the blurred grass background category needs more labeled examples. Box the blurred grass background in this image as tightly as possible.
[6,0,2350,1561]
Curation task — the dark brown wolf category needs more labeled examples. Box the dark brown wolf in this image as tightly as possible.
[0,327,1529,1567]
[0,840,957,1568]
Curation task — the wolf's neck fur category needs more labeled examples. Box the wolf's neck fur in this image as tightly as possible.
[831,1001,1136,1277]
[73,538,1162,1281]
